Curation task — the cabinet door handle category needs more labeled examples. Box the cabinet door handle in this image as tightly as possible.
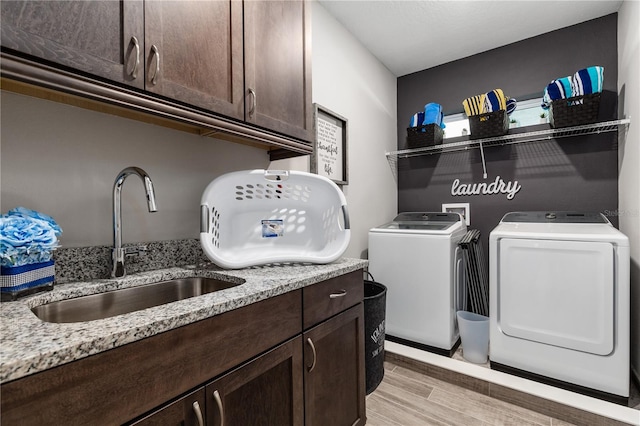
[128,36,140,79]
[248,88,256,117]
[329,289,347,298]
[149,44,160,85]
[306,337,317,373]
[213,389,225,426]
[192,401,204,426]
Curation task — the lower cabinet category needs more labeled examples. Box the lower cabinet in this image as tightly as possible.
[205,336,304,426]
[126,270,366,426]
[304,304,366,426]
[1,271,365,426]
[131,388,206,426]
[129,299,365,426]
[132,336,303,426]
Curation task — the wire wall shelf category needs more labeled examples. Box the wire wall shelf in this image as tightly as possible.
[385,118,630,181]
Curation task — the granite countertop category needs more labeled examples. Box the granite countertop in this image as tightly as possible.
[0,258,367,384]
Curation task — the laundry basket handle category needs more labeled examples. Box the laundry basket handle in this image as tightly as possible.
[264,170,289,181]
[341,205,350,230]
[200,204,209,233]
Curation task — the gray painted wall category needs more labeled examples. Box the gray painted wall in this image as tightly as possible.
[271,1,399,260]
[0,0,398,262]
[1,92,269,247]
[617,0,640,386]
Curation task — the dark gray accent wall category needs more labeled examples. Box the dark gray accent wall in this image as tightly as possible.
[398,14,618,134]
[396,14,619,256]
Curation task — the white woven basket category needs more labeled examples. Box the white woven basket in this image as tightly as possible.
[200,170,350,269]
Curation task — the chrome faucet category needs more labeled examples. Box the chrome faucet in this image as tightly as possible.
[112,167,157,278]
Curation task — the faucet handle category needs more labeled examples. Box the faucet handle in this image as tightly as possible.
[124,245,149,257]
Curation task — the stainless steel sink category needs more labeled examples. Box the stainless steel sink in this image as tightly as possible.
[31,277,244,323]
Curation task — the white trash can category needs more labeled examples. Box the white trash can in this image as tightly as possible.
[457,311,490,364]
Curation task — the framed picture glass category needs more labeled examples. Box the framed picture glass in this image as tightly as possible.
[311,104,348,185]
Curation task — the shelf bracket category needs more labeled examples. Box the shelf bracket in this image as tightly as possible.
[479,141,488,179]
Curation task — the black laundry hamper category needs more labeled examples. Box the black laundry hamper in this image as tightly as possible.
[364,272,387,395]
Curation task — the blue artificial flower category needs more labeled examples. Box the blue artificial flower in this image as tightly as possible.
[0,208,62,267]
[8,206,62,236]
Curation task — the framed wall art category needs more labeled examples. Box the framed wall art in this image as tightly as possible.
[311,104,348,185]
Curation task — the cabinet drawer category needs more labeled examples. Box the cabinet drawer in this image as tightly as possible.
[303,270,363,329]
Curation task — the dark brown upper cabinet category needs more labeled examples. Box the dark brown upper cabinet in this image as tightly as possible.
[144,0,244,119]
[0,0,144,89]
[1,0,312,144]
[244,0,313,142]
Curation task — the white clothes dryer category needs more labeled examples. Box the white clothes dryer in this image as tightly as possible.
[368,212,467,356]
[490,211,630,404]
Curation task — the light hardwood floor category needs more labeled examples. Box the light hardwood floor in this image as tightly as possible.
[367,361,590,426]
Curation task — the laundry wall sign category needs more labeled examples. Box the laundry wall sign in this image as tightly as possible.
[451,176,522,200]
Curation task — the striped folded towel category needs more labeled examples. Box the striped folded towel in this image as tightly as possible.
[483,89,507,113]
[506,98,517,115]
[541,76,573,109]
[464,89,509,116]
[463,94,486,117]
[572,66,604,96]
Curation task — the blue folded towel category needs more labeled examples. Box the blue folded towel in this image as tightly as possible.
[410,111,425,128]
[423,103,444,129]
[410,103,447,130]
[572,66,604,96]
[423,103,441,125]
[541,76,573,109]
[506,98,517,115]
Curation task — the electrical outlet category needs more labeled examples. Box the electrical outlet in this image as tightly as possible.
[442,203,470,226]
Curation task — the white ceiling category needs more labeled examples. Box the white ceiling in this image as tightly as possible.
[317,0,623,77]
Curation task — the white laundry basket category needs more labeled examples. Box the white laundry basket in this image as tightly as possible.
[200,170,351,269]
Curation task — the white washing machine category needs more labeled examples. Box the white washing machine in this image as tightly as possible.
[368,212,467,356]
[490,212,630,404]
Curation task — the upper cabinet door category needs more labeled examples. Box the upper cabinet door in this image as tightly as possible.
[144,0,244,120]
[1,0,144,89]
[244,0,313,142]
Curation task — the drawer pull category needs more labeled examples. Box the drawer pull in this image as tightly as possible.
[128,36,140,79]
[149,44,160,85]
[329,289,347,299]
[248,88,257,117]
[192,401,204,426]
[306,337,317,372]
[213,390,225,426]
